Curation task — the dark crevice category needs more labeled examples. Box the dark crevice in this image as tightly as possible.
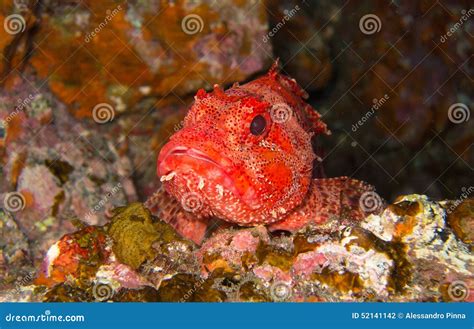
[0,0,43,86]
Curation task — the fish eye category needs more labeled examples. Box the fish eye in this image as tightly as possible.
[250,114,267,136]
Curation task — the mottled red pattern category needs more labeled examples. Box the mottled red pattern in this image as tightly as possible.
[269,177,375,231]
[148,62,376,243]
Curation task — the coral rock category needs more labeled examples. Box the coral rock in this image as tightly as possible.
[28,195,474,302]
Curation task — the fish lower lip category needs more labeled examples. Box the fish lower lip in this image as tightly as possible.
[162,147,224,171]
[159,147,260,210]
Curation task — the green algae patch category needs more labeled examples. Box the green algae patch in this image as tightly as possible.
[202,252,235,274]
[293,233,319,254]
[192,278,227,302]
[238,280,270,302]
[112,287,160,302]
[157,272,227,302]
[256,241,294,271]
[311,268,363,295]
[108,203,160,269]
[153,219,185,244]
[44,283,91,302]
[156,274,207,302]
[347,227,411,295]
[44,282,161,302]
[241,251,258,271]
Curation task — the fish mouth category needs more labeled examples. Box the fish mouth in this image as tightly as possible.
[158,146,230,177]
[158,145,259,210]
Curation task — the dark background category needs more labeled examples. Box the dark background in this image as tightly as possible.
[267,0,473,202]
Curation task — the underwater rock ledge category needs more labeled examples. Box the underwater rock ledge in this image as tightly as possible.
[1,195,472,302]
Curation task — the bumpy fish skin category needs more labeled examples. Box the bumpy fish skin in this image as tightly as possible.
[150,62,376,243]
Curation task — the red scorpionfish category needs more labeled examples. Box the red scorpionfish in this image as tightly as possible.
[146,62,380,244]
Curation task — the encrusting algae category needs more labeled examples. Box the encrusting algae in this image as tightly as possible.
[108,203,162,270]
[7,196,467,302]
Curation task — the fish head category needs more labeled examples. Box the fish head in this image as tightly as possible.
[158,67,328,224]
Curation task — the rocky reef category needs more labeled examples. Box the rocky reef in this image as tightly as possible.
[0,0,472,303]
[1,0,271,119]
[0,0,271,289]
[1,195,471,302]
